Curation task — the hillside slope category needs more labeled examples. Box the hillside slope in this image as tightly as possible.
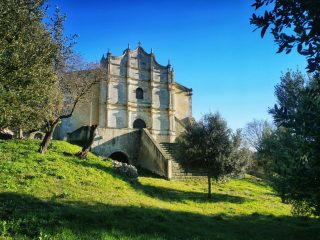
[0,140,319,240]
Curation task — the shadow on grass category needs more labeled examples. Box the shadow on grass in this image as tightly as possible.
[136,166,166,179]
[68,157,120,179]
[131,181,249,203]
[0,192,319,240]
[70,158,248,204]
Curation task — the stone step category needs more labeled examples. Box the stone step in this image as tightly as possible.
[158,142,207,180]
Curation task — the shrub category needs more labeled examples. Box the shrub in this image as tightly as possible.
[112,160,138,180]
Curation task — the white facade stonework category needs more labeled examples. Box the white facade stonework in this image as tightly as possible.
[57,45,193,178]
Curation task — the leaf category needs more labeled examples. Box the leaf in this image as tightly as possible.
[261,25,269,38]
[297,43,303,54]
[276,45,285,53]
[300,50,310,56]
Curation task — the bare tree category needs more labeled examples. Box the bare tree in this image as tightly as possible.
[242,119,274,151]
[38,54,105,153]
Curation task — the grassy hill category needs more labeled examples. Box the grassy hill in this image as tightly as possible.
[0,140,319,240]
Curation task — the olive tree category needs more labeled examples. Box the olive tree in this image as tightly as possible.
[0,0,59,132]
[176,113,249,199]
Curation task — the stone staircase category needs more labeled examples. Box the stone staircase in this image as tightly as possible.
[159,142,206,179]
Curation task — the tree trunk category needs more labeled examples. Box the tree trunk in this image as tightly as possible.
[76,125,98,159]
[208,174,212,199]
[38,119,59,154]
[18,129,23,139]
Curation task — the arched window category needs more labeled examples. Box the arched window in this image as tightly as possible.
[133,119,146,129]
[136,87,143,100]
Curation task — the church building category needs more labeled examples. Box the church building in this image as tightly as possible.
[57,44,194,179]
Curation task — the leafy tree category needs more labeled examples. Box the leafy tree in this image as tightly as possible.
[0,0,59,131]
[257,126,316,215]
[251,0,320,215]
[250,0,320,73]
[270,70,307,127]
[257,70,320,216]
[176,113,249,198]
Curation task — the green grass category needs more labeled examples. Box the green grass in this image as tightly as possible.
[0,140,319,240]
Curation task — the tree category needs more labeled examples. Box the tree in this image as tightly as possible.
[76,125,98,159]
[270,70,307,128]
[251,0,320,215]
[250,0,320,73]
[0,0,60,132]
[38,56,104,154]
[257,127,314,215]
[242,119,274,151]
[34,6,103,154]
[176,113,249,199]
[257,70,320,216]
[241,119,273,177]
[228,129,253,178]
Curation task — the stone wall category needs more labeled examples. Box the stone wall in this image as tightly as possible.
[174,86,192,121]
[91,128,141,164]
[56,46,193,145]
[138,129,171,179]
[56,84,100,140]
[55,45,194,179]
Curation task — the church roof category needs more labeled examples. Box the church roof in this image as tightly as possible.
[110,44,171,69]
[102,43,192,93]
[175,82,193,94]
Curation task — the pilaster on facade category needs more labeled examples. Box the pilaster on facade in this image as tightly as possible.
[170,68,176,109]
[126,46,131,128]
[105,50,112,128]
[99,51,111,128]
[98,76,106,127]
[149,51,154,133]
[167,63,175,142]
[95,45,191,143]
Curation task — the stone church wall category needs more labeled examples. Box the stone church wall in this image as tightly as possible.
[56,84,100,140]
[175,89,192,120]
[55,45,193,178]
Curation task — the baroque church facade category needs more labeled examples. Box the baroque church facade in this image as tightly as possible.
[57,44,194,179]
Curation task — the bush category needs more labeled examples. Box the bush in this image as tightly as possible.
[112,160,138,180]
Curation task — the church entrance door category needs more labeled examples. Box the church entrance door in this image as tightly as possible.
[133,119,146,129]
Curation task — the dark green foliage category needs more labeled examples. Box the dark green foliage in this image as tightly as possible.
[176,113,250,198]
[258,70,320,216]
[0,0,61,131]
[250,0,320,72]
[269,70,306,128]
[176,113,232,180]
[251,0,320,215]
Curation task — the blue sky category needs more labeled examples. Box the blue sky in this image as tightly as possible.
[51,0,307,130]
